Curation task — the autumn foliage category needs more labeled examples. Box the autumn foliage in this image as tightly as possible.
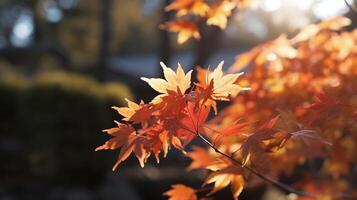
[96,60,246,169]
[162,0,250,43]
[96,1,357,199]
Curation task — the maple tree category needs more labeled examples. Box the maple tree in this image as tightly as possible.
[96,1,357,199]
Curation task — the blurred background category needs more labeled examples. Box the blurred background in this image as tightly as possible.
[0,0,356,199]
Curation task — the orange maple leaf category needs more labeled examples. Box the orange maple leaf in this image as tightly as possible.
[180,102,210,133]
[95,122,136,151]
[308,90,338,113]
[161,20,200,44]
[165,0,209,17]
[187,146,216,170]
[95,122,138,170]
[239,116,280,165]
[230,35,297,72]
[164,184,197,200]
[211,120,250,147]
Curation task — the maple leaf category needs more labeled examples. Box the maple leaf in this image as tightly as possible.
[164,184,197,200]
[95,122,138,170]
[236,0,252,9]
[230,48,260,72]
[180,102,210,133]
[197,61,249,113]
[308,90,338,113]
[159,101,210,145]
[161,20,200,44]
[230,35,296,72]
[139,122,186,164]
[141,61,192,97]
[319,16,351,31]
[187,146,216,170]
[155,90,188,122]
[203,166,244,200]
[95,122,135,151]
[239,116,280,165]
[206,61,248,100]
[290,16,351,44]
[112,98,152,124]
[132,136,150,167]
[240,132,272,166]
[211,120,250,147]
[275,110,301,133]
[206,1,236,29]
[139,125,167,163]
[165,0,209,17]
[290,130,332,146]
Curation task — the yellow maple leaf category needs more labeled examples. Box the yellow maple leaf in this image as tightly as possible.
[112,98,139,121]
[141,62,192,95]
[112,98,152,123]
[206,61,248,101]
[196,61,249,113]
[203,167,244,200]
[206,1,236,29]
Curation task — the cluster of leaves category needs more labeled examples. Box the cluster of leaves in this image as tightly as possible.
[96,61,247,171]
[164,16,356,200]
[162,0,251,43]
[226,16,357,199]
[96,15,357,200]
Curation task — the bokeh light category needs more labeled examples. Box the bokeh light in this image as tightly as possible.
[43,0,64,23]
[10,11,34,47]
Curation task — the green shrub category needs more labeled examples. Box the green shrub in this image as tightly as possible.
[0,70,133,184]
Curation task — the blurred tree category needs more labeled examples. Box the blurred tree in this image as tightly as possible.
[158,0,171,77]
[0,0,159,80]
[96,0,111,81]
[191,25,223,81]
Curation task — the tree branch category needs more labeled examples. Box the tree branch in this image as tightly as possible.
[196,132,356,199]
[344,0,357,15]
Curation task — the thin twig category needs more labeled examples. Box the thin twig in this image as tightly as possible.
[344,0,357,15]
[182,100,355,198]
[196,132,356,199]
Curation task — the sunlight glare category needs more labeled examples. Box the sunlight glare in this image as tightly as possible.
[260,0,282,12]
[297,0,313,11]
[312,0,349,20]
